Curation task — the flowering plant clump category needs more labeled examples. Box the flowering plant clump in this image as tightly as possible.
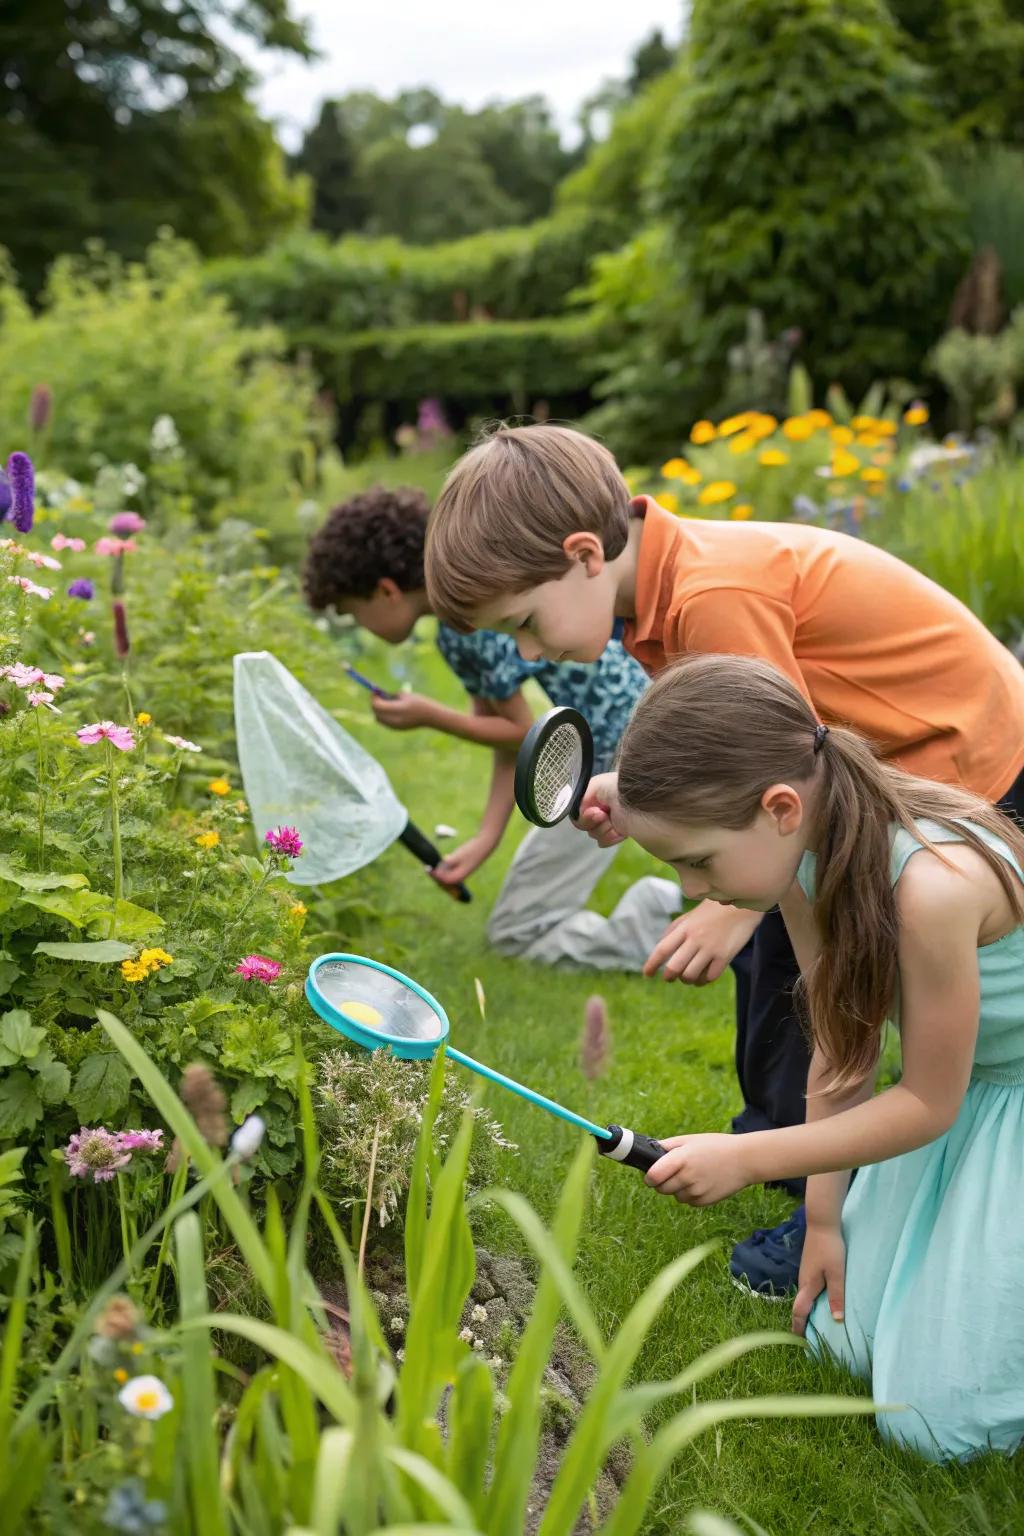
[234,954,282,984]
[265,824,303,859]
[64,1126,164,1182]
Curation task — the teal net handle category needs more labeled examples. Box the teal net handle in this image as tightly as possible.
[446,1046,612,1141]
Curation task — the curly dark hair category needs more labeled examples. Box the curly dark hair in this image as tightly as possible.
[302,486,431,611]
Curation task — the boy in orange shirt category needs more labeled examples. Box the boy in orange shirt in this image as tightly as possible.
[425,423,1024,1295]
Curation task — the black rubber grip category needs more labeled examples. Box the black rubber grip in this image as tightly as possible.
[398,820,472,904]
[598,1124,667,1173]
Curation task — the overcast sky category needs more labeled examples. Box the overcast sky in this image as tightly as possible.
[246,1,685,150]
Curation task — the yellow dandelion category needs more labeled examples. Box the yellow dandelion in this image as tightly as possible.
[689,420,717,445]
[660,457,689,480]
[829,426,855,447]
[860,467,886,484]
[874,420,898,437]
[195,831,220,850]
[697,480,737,506]
[904,405,929,426]
[856,432,883,449]
[717,412,753,437]
[830,450,861,478]
[114,1368,129,1384]
[730,504,754,520]
[656,491,680,515]
[851,415,879,432]
[749,413,778,440]
[135,712,152,726]
[677,464,702,485]
[728,432,757,455]
[758,448,789,467]
[782,416,814,441]
[208,778,230,796]
[806,409,832,429]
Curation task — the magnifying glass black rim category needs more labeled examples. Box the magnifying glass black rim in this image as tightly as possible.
[514,706,594,827]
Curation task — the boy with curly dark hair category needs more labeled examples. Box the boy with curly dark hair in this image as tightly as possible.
[303,485,680,970]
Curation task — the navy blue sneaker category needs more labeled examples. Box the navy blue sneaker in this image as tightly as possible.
[729,1205,806,1300]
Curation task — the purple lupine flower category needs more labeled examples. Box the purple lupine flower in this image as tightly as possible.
[108,511,146,536]
[67,577,95,600]
[0,470,11,522]
[29,385,52,434]
[265,825,303,858]
[113,599,130,658]
[6,452,35,534]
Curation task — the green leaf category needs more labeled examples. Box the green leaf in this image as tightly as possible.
[84,900,163,942]
[16,889,106,929]
[230,1080,268,1121]
[0,955,21,999]
[70,1053,131,1122]
[0,1012,44,1067]
[179,1314,354,1425]
[34,940,135,963]
[35,1059,71,1106]
[0,1073,44,1138]
[0,857,89,893]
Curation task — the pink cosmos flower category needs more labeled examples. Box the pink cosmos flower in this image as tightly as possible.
[51,533,87,553]
[164,734,202,753]
[94,536,138,557]
[234,955,282,984]
[264,825,304,859]
[43,672,65,691]
[25,550,61,571]
[108,511,146,535]
[2,662,44,688]
[27,690,55,708]
[77,721,136,751]
[7,575,52,599]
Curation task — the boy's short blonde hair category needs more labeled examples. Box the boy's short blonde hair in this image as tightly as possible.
[425,424,632,630]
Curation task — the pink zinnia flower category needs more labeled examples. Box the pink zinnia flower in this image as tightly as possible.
[94,536,138,557]
[164,734,202,753]
[108,511,146,535]
[64,1127,133,1182]
[265,825,303,859]
[234,955,282,984]
[51,533,87,553]
[25,550,61,571]
[77,721,136,751]
[118,1129,164,1153]
[7,575,52,599]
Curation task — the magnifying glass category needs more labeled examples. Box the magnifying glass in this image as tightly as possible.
[514,707,594,828]
[306,953,667,1174]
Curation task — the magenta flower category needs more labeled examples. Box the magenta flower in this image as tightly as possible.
[118,1129,164,1153]
[265,825,303,859]
[108,511,146,535]
[77,721,136,752]
[25,550,61,571]
[6,452,35,534]
[64,1127,133,1182]
[7,575,52,599]
[67,577,95,600]
[52,533,87,553]
[164,733,201,753]
[94,536,138,557]
[234,955,282,984]
[113,599,130,658]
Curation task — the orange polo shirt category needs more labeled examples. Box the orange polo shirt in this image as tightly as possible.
[622,498,1024,798]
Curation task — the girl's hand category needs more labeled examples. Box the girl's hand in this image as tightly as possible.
[644,1134,752,1206]
[430,834,495,887]
[371,692,439,731]
[792,1223,846,1336]
[573,772,625,847]
[644,901,763,985]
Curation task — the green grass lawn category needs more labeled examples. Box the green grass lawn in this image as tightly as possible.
[309,623,1024,1536]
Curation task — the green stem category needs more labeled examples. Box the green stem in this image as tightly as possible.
[107,739,123,938]
[121,662,134,722]
[35,709,46,871]
[47,1161,73,1291]
[117,1175,133,1278]
[147,1159,189,1310]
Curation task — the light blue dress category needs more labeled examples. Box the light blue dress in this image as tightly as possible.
[800,819,1024,1462]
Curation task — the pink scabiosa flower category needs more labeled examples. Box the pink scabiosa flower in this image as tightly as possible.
[7,575,51,599]
[77,720,136,751]
[108,511,146,535]
[113,600,130,658]
[6,451,35,534]
[52,533,86,553]
[64,1127,133,1182]
[94,536,138,558]
[234,954,282,984]
[118,1129,164,1154]
[67,577,95,600]
[265,825,303,859]
[164,733,202,753]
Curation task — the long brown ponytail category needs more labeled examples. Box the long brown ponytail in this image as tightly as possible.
[617,654,1024,1094]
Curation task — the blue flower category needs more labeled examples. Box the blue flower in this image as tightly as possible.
[102,1479,167,1533]
[67,578,95,601]
[896,476,912,493]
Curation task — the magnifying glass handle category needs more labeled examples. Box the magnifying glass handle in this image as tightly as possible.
[398,819,472,904]
[597,1124,667,1173]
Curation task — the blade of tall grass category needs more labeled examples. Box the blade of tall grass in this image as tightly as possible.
[181,1314,354,1424]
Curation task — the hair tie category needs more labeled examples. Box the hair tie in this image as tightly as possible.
[813,724,830,754]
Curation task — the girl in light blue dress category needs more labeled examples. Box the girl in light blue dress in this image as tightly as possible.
[610,651,1024,1462]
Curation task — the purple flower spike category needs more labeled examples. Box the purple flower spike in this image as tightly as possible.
[113,599,130,658]
[67,577,95,601]
[0,470,10,522]
[29,385,52,434]
[6,452,35,534]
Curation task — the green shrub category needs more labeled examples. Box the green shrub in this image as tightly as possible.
[945,145,1024,309]
[0,237,322,529]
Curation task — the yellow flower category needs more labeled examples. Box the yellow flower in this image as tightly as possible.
[806,409,832,429]
[829,426,855,447]
[717,413,753,437]
[689,419,716,445]
[728,432,757,455]
[289,902,307,919]
[660,457,689,479]
[730,504,754,520]
[782,416,815,441]
[874,420,898,437]
[860,467,886,484]
[697,480,737,506]
[851,415,879,432]
[120,960,148,983]
[904,405,929,426]
[655,491,680,515]
[122,947,174,983]
[749,413,778,439]
[114,1368,129,1384]
[195,831,220,850]
[856,432,882,449]
[758,448,789,467]
[678,464,702,485]
[830,450,861,478]
[208,778,230,796]
[135,712,152,726]
[141,948,173,968]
